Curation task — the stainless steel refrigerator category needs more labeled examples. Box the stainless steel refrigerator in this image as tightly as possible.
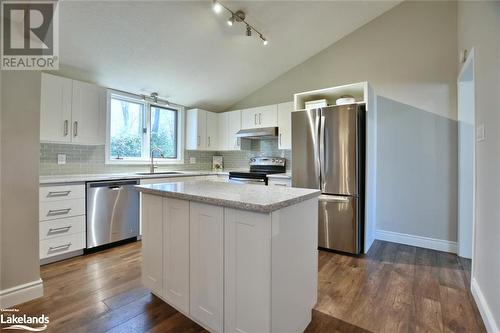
[292,104,365,254]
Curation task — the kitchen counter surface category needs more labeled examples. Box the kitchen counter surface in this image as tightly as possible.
[39,170,245,185]
[136,180,320,213]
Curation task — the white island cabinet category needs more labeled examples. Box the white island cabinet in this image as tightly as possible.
[138,181,320,333]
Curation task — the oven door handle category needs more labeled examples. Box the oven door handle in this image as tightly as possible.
[229,177,266,183]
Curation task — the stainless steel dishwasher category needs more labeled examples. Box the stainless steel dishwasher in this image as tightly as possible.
[86,179,139,249]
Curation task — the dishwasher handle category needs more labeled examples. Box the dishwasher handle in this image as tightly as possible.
[87,180,139,188]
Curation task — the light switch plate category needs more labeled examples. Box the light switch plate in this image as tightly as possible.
[57,154,66,165]
[476,124,486,142]
[189,157,196,164]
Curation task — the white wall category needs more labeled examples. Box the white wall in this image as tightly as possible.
[458,2,500,332]
[232,1,459,244]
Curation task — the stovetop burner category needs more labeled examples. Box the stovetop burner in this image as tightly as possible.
[228,157,286,185]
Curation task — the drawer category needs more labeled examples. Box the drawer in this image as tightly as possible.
[39,198,85,221]
[39,216,85,240]
[268,179,291,187]
[40,184,85,202]
[40,232,86,259]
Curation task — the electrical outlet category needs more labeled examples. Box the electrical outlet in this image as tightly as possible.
[57,154,66,165]
[476,124,486,142]
[189,157,196,164]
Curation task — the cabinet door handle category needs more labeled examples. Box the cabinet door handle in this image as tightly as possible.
[197,135,200,146]
[64,120,69,136]
[208,136,211,147]
[273,183,288,187]
[254,114,257,125]
[47,190,71,197]
[279,133,282,146]
[48,226,72,234]
[47,208,71,216]
[49,243,72,251]
[259,113,262,125]
[73,121,78,137]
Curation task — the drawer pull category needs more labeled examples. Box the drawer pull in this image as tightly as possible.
[273,183,288,187]
[48,243,72,251]
[47,208,72,216]
[48,226,72,234]
[47,190,71,197]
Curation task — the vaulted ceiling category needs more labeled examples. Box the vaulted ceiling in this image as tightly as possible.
[58,1,400,111]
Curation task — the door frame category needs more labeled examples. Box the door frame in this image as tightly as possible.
[457,48,476,265]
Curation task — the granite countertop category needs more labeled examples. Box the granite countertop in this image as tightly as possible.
[39,170,244,185]
[136,180,319,213]
[266,173,292,179]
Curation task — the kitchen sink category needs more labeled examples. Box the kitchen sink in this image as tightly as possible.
[135,171,184,176]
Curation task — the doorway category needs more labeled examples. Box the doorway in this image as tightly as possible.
[457,48,475,260]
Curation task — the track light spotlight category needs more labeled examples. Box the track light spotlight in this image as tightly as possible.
[260,34,268,46]
[227,15,234,26]
[212,0,222,14]
[246,25,252,37]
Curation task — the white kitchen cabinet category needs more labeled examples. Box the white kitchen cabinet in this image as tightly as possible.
[186,109,219,151]
[268,178,292,187]
[217,112,229,150]
[40,73,73,143]
[224,208,272,333]
[190,202,224,333]
[186,109,207,150]
[241,104,278,129]
[141,194,164,296]
[163,198,190,314]
[277,101,293,150]
[40,73,105,145]
[71,80,106,145]
[206,111,219,150]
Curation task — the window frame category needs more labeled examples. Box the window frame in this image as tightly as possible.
[105,90,184,165]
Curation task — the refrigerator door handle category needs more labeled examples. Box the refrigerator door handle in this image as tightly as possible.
[319,114,326,190]
[318,195,351,203]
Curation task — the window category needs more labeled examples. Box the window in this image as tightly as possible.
[106,91,183,164]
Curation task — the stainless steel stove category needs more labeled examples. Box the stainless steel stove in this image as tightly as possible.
[229,157,286,185]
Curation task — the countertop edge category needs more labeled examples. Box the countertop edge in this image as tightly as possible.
[136,186,320,213]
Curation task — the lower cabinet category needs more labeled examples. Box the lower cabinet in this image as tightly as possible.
[224,208,272,333]
[140,195,317,333]
[189,202,224,332]
[163,198,190,314]
[141,194,164,296]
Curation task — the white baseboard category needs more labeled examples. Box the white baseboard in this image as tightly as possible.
[0,279,43,308]
[375,229,457,253]
[471,277,500,333]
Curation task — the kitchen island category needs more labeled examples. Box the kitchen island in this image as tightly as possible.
[135,180,320,333]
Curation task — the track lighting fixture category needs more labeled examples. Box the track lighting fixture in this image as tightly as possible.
[260,34,268,46]
[211,1,268,46]
[212,0,222,14]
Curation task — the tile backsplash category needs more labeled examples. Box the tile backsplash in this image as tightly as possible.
[40,139,291,175]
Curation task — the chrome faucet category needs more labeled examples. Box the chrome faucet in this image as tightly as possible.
[150,147,164,173]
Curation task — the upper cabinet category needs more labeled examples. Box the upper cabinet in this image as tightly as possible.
[71,80,106,145]
[40,73,105,145]
[277,101,293,150]
[40,74,73,143]
[187,109,249,151]
[186,109,220,151]
[186,109,208,150]
[241,104,278,129]
[206,111,219,150]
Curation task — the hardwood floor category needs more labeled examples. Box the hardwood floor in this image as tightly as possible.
[5,240,485,333]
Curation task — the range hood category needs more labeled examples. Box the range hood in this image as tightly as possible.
[236,127,278,139]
